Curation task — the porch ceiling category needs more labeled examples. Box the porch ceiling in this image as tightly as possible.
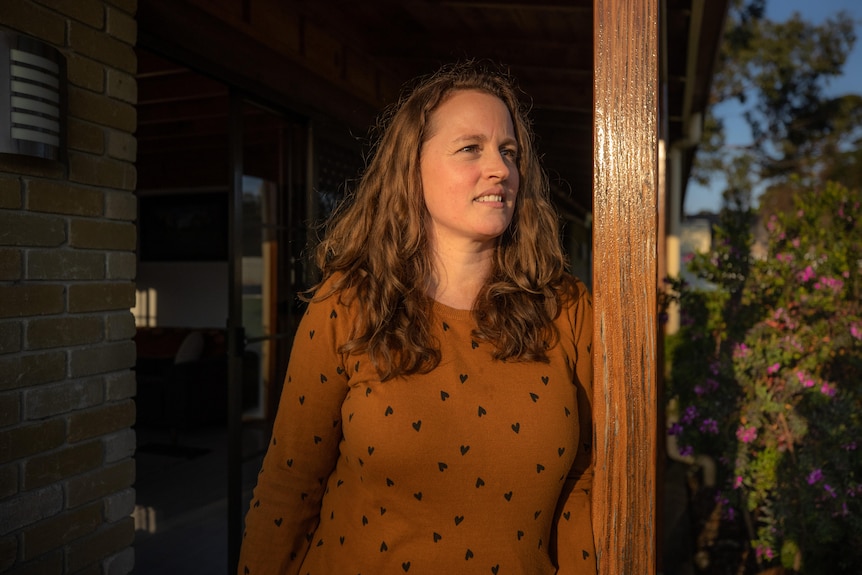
[137,0,730,220]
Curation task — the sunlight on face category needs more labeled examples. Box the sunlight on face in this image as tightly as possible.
[420,90,519,253]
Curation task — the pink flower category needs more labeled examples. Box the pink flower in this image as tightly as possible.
[796,370,815,388]
[820,382,837,397]
[736,425,758,443]
[797,266,816,283]
[817,276,844,292]
[824,484,837,498]
[851,323,861,340]
[733,475,744,489]
[733,343,749,358]
[767,362,780,375]
[792,238,800,248]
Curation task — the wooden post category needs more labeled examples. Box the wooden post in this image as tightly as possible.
[591,0,659,574]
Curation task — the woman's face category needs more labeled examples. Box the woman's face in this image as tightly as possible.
[419,89,519,253]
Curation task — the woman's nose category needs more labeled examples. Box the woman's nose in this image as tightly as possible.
[485,151,510,180]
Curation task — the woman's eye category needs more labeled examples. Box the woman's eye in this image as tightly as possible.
[501,148,518,159]
[460,145,479,153]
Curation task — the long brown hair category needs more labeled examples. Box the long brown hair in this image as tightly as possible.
[310,60,572,380]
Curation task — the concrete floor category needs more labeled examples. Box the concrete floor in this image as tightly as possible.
[132,424,704,575]
[132,423,266,575]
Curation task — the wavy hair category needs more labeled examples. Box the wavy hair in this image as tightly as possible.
[310,60,573,380]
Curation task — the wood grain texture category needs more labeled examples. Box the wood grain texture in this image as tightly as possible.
[592,1,659,574]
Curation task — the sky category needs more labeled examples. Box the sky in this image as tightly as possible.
[683,0,862,215]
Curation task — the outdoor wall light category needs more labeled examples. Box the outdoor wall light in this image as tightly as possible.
[0,28,65,162]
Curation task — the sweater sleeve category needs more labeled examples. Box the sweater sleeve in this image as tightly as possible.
[238,294,351,575]
[552,283,597,574]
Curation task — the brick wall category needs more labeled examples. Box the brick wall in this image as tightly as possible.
[0,1,138,573]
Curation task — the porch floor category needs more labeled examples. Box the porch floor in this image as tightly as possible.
[133,422,267,575]
[131,423,705,575]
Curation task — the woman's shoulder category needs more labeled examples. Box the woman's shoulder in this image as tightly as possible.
[302,272,358,315]
[557,272,591,307]
[308,271,355,301]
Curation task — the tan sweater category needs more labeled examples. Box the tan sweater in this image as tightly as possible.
[239,278,596,575]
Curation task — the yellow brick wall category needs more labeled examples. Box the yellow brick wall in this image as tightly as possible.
[0,1,138,573]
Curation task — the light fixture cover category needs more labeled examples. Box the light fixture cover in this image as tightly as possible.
[0,28,65,161]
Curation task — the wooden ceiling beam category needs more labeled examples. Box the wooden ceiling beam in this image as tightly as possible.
[437,0,592,9]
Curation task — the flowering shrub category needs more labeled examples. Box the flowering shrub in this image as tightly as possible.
[666,181,862,573]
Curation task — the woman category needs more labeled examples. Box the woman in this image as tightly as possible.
[239,61,595,575]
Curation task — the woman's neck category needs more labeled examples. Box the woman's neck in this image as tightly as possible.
[426,246,495,310]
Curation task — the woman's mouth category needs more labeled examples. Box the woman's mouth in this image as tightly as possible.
[474,195,504,203]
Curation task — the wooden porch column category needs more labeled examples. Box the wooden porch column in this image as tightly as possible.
[591,0,659,574]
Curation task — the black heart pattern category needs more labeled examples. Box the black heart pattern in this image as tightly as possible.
[246,294,593,574]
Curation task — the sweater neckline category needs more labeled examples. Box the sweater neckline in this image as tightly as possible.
[431,299,474,323]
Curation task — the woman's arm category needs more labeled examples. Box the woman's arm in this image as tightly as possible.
[552,284,597,574]
[238,295,351,575]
